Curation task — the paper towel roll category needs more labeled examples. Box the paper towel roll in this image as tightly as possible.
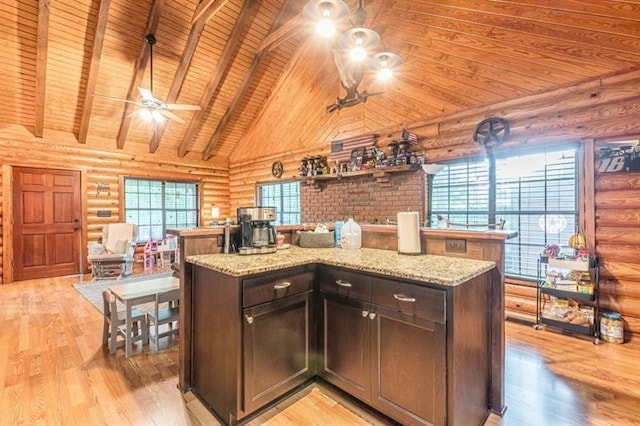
[397,211,421,255]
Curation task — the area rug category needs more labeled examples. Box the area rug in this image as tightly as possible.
[73,270,174,315]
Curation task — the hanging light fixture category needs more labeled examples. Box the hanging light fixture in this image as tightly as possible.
[338,1,380,62]
[303,0,350,38]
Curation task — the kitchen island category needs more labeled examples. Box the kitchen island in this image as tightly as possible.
[182,247,497,425]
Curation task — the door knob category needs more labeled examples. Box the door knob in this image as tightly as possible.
[73,218,80,230]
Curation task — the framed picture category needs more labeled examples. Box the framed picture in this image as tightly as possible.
[348,147,366,171]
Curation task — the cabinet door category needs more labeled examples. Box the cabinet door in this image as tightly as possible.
[320,294,371,403]
[243,292,312,412]
[372,307,446,426]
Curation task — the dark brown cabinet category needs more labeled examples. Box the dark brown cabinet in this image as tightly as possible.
[190,264,314,425]
[243,291,312,412]
[189,261,492,426]
[319,266,447,425]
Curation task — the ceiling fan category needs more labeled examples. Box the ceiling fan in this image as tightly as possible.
[93,34,200,124]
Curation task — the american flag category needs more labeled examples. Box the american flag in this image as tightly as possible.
[330,134,377,164]
[402,129,419,145]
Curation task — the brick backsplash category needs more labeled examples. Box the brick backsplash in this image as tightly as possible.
[301,171,426,225]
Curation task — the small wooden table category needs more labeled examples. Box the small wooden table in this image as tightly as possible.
[108,276,179,358]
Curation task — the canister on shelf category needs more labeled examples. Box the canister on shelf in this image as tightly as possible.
[600,312,624,344]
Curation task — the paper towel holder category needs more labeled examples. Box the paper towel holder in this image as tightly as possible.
[422,163,445,174]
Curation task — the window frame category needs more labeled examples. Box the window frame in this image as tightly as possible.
[122,176,201,243]
[429,143,580,280]
[255,180,301,226]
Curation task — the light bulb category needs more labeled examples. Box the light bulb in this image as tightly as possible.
[349,33,367,61]
[151,110,164,122]
[140,109,152,122]
[316,18,335,37]
[377,67,392,81]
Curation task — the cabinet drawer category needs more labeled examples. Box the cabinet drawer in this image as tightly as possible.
[318,266,371,301]
[243,269,314,307]
[371,277,446,323]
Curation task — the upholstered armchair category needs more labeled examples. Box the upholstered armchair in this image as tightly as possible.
[87,223,138,279]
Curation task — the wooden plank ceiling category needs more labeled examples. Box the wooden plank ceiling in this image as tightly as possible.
[1,0,640,162]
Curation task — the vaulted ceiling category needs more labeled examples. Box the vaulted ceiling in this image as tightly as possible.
[2,0,640,163]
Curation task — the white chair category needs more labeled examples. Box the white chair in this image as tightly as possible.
[147,289,180,352]
[102,290,148,355]
[88,224,138,279]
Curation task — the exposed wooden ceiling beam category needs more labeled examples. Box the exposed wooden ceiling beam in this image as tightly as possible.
[201,2,294,160]
[256,12,305,55]
[149,0,230,153]
[35,0,51,138]
[176,1,255,157]
[149,18,206,153]
[115,0,165,149]
[191,0,229,24]
[78,0,112,144]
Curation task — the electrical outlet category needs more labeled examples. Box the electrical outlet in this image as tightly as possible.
[445,238,467,253]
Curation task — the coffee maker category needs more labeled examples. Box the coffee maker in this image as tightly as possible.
[237,207,278,255]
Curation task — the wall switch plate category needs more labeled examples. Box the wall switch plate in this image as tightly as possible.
[445,238,467,253]
[96,210,111,217]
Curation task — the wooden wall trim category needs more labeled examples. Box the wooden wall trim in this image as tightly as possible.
[1,164,12,284]
[582,139,596,251]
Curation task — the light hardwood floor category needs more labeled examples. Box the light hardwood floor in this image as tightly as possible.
[0,274,638,425]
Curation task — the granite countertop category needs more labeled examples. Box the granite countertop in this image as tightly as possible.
[187,246,495,286]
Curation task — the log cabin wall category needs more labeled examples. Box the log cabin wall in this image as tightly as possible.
[0,130,229,284]
[229,70,640,337]
[594,148,640,336]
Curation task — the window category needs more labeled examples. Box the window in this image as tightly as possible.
[124,178,199,242]
[256,181,301,225]
[430,145,578,279]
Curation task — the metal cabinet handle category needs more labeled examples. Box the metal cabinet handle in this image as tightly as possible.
[393,294,416,303]
[368,312,376,320]
[362,310,369,317]
[336,280,352,288]
[245,315,254,324]
[274,281,291,290]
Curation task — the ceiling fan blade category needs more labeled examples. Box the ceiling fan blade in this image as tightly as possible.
[125,109,142,119]
[138,87,155,101]
[164,103,201,111]
[159,109,185,124]
[92,93,141,105]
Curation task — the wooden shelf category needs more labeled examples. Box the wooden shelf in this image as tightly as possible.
[296,164,421,187]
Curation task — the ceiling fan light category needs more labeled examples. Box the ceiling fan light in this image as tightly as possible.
[140,108,152,122]
[151,109,164,122]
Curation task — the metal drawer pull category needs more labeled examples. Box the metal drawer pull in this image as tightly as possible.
[336,280,352,288]
[245,315,254,324]
[393,294,416,303]
[274,281,291,290]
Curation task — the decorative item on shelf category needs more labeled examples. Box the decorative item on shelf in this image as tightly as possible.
[348,147,366,171]
[299,157,309,176]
